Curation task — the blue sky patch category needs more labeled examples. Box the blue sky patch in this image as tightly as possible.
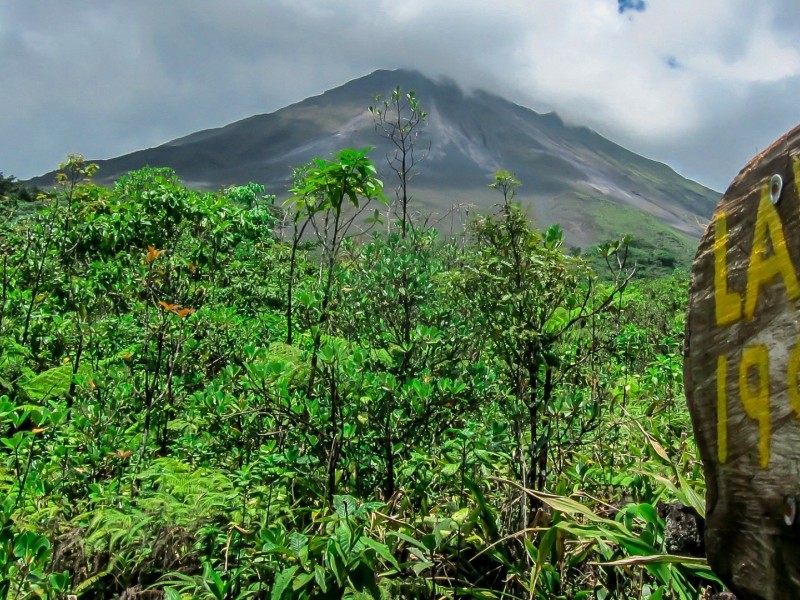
[618,0,646,14]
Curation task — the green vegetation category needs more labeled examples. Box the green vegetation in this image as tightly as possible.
[0,173,43,224]
[0,142,723,599]
[0,173,38,204]
[561,194,698,278]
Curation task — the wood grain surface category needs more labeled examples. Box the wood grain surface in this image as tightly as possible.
[685,124,800,599]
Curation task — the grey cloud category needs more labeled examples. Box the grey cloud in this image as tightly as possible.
[1,0,798,194]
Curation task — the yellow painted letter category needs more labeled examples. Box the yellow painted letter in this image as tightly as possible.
[739,345,771,469]
[717,355,728,463]
[714,212,742,326]
[744,184,800,320]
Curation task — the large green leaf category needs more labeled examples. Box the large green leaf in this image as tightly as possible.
[271,565,299,600]
[19,363,89,400]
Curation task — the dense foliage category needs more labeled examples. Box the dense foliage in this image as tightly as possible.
[1,173,42,225]
[0,153,722,599]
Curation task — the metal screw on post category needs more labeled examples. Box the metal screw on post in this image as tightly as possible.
[770,174,783,204]
[784,495,797,526]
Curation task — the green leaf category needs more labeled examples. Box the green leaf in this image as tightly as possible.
[48,571,70,592]
[271,565,299,600]
[442,462,460,476]
[676,471,706,518]
[314,564,328,593]
[633,502,660,525]
[289,531,308,557]
[1,432,25,451]
[593,553,708,567]
[292,571,315,591]
[537,526,557,565]
[202,563,226,599]
[13,531,50,564]
[19,364,74,400]
[163,589,182,600]
[647,586,666,600]
[361,536,401,571]
[464,478,500,541]
[334,495,359,519]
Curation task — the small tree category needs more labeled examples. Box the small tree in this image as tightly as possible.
[283,165,315,346]
[332,227,477,499]
[286,148,385,353]
[489,169,521,213]
[286,147,385,502]
[465,171,633,528]
[369,87,428,238]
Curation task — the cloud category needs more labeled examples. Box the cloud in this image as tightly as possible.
[0,0,798,192]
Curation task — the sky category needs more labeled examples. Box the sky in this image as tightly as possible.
[1,0,798,192]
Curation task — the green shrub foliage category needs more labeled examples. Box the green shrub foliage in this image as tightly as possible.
[0,155,721,598]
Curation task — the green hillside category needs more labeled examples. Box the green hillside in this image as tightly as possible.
[559,193,699,277]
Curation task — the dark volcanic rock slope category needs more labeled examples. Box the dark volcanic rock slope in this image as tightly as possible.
[31,69,719,247]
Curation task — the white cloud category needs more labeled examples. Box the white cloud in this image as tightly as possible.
[0,0,798,191]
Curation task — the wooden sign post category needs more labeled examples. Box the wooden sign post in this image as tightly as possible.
[686,124,800,599]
